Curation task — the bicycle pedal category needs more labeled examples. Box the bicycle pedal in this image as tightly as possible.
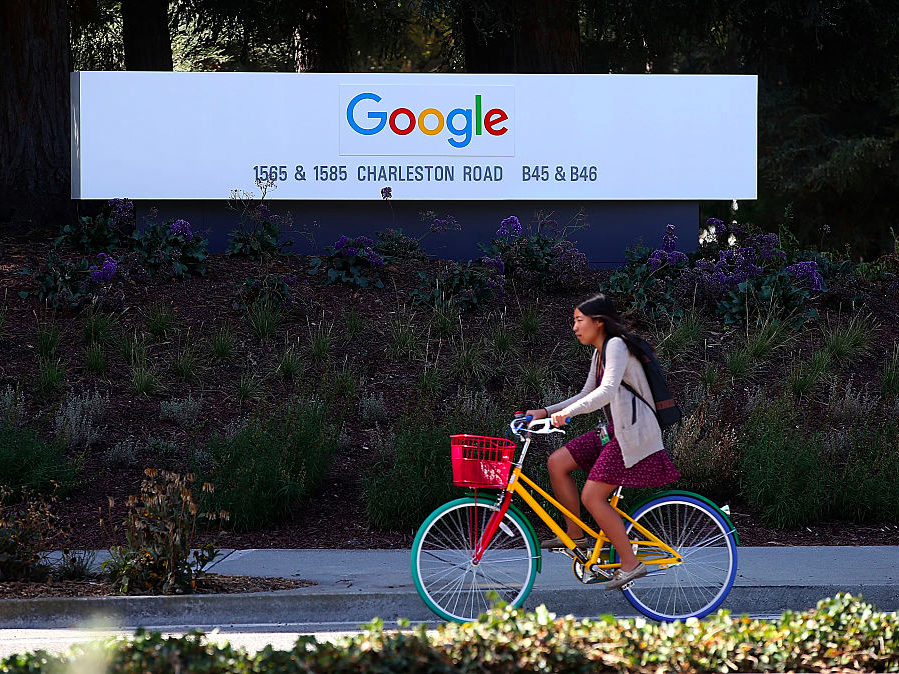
[620,580,635,591]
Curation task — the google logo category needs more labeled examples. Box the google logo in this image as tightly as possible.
[346,93,509,149]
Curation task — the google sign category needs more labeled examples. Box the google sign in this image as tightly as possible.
[339,85,515,157]
[345,92,509,149]
[71,72,756,200]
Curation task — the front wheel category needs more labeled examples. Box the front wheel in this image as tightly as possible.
[614,494,738,622]
[411,497,539,623]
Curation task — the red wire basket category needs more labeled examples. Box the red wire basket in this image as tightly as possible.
[450,434,518,489]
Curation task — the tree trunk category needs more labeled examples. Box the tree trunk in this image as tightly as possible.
[513,0,582,73]
[295,0,352,72]
[459,10,516,73]
[121,0,173,71]
[460,0,581,73]
[0,0,72,231]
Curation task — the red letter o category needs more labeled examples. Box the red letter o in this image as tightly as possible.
[389,108,416,135]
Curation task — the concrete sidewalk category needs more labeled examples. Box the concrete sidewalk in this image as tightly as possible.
[1,547,896,628]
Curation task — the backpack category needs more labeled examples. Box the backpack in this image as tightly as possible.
[601,335,682,429]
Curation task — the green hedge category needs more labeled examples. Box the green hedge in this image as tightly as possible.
[2,594,897,672]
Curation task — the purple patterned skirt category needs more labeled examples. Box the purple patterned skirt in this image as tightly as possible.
[564,419,680,487]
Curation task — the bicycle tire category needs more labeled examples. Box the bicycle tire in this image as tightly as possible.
[612,494,738,621]
[411,497,539,623]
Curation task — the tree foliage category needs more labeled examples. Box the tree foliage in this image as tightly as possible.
[4,0,898,257]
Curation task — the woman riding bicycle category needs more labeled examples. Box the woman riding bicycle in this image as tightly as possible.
[525,293,680,590]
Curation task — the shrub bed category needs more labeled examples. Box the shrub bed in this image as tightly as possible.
[1,594,896,672]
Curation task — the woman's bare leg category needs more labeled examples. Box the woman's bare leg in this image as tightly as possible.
[580,480,639,571]
[547,446,584,539]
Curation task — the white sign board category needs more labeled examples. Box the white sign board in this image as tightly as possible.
[71,72,757,200]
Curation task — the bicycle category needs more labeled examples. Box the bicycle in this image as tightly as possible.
[411,413,739,623]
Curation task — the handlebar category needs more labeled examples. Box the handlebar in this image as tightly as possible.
[508,412,571,440]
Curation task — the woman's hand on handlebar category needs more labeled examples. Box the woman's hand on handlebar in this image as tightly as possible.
[524,408,547,420]
[550,411,570,427]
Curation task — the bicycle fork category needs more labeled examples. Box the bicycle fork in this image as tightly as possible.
[470,489,514,563]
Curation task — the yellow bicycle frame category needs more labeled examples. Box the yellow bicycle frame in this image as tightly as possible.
[504,465,683,571]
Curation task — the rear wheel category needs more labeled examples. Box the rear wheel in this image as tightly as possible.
[613,494,738,621]
[411,497,539,623]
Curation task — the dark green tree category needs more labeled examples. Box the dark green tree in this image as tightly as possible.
[0,0,72,231]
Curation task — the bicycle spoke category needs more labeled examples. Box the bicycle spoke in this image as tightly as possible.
[621,497,736,621]
[413,501,536,622]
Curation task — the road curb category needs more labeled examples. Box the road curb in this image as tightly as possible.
[2,584,897,629]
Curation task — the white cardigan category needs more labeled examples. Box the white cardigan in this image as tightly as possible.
[545,336,665,468]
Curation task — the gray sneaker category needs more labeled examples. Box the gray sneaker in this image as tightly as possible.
[603,561,647,590]
[540,534,588,549]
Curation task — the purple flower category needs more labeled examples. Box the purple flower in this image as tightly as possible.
[429,215,460,234]
[89,253,118,283]
[662,224,678,253]
[667,250,688,265]
[745,233,786,263]
[107,198,134,227]
[648,249,668,271]
[356,235,374,247]
[343,246,357,256]
[785,261,824,292]
[481,255,505,274]
[252,204,273,222]
[169,219,193,241]
[501,216,521,236]
[381,186,392,200]
[334,235,348,250]
[363,247,385,267]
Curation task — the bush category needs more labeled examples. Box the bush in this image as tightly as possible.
[825,421,899,523]
[661,391,739,502]
[0,385,25,427]
[24,251,94,309]
[132,218,208,279]
[365,391,510,530]
[53,389,109,450]
[0,423,77,497]
[54,199,134,252]
[160,395,203,428]
[476,213,589,290]
[232,273,297,310]
[716,272,816,326]
[600,238,684,321]
[308,234,388,288]
[740,382,899,527]
[196,398,339,531]
[410,260,504,313]
[373,211,461,261]
[0,488,61,581]
[225,203,294,260]
[738,392,827,528]
[2,594,898,672]
[102,469,222,594]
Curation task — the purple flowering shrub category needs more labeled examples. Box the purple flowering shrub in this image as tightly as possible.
[477,212,590,291]
[88,253,118,283]
[25,249,124,309]
[308,235,387,289]
[410,259,505,313]
[605,219,828,324]
[54,198,135,253]
[131,217,208,279]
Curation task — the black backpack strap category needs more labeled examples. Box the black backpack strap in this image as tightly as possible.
[601,338,654,418]
[621,381,656,416]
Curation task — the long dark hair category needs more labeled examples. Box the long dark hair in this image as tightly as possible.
[576,293,647,360]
